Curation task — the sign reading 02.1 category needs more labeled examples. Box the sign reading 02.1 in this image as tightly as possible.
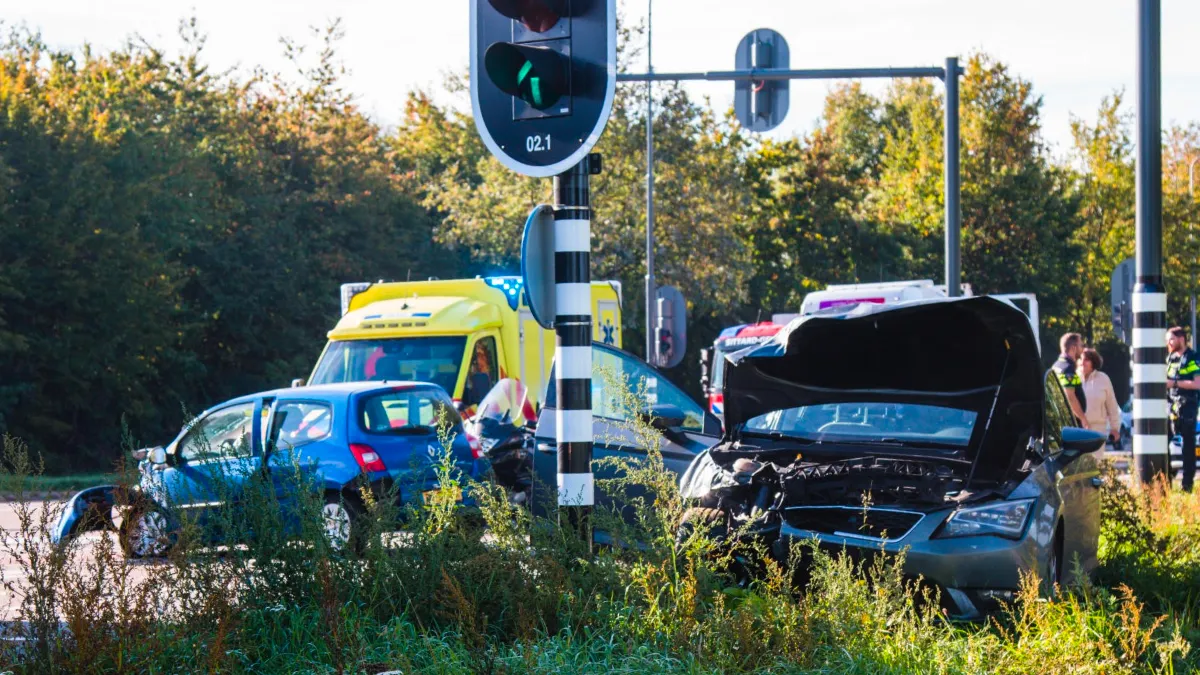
[470,0,617,177]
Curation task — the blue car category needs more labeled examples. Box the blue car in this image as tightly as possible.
[53,382,487,556]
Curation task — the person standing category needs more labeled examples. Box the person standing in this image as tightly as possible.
[1165,327,1198,492]
[1078,348,1120,451]
[1053,333,1087,426]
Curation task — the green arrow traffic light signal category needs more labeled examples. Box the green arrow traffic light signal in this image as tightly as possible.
[484,42,569,111]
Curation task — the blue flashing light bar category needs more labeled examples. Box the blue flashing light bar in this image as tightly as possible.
[484,276,524,310]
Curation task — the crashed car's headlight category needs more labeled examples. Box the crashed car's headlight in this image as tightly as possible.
[936,499,1034,540]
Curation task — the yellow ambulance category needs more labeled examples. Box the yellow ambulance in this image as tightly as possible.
[305,277,623,414]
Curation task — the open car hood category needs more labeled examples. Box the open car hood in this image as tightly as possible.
[722,296,1044,483]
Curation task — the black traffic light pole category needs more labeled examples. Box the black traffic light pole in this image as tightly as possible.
[1133,0,1168,484]
[471,0,617,548]
[619,62,965,298]
[553,157,596,545]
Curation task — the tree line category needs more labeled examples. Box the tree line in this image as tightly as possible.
[0,21,1197,471]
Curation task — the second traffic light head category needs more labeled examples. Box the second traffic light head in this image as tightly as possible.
[484,42,569,111]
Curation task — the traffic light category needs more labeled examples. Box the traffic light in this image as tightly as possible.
[734,29,790,133]
[484,41,569,112]
[471,0,616,177]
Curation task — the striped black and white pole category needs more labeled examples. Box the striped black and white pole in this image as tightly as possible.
[1132,0,1168,484]
[1133,288,1168,482]
[554,157,595,543]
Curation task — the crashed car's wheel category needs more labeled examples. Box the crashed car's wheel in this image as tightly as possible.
[1043,526,1064,596]
[676,507,755,586]
[677,507,729,545]
[119,507,174,559]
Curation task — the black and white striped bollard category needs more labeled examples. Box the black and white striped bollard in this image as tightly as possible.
[1133,287,1168,481]
[554,157,596,545]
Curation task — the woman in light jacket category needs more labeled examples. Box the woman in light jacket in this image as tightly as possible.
[1078,348,1120,449]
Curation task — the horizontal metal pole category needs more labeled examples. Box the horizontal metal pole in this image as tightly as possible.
[617,66,959,83]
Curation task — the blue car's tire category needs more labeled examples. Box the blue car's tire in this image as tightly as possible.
[322,491,363,553]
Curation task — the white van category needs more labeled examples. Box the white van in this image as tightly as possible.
[799,280,969,314]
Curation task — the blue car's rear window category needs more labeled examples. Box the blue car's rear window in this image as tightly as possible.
[358,387,461,434]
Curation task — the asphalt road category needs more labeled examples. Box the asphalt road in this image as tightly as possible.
[0,500,157,623]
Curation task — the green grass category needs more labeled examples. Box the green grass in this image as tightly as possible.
[0,406,1195,674]
[11,473,115,494]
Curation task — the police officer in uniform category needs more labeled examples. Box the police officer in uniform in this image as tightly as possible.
[1053,332,1086,426]
[1165,326,1198,492]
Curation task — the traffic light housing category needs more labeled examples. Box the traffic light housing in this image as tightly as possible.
[734,29,790,133]
[471,0,616,177]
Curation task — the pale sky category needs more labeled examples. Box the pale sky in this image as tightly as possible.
[3,1,1199,156]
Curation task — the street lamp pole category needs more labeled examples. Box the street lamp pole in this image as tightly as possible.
[644,0,656,363]
[1190,157,1199,341]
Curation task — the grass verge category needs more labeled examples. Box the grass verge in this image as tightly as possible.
[0,391,1194,674]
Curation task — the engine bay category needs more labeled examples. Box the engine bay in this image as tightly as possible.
[776,456,963,507]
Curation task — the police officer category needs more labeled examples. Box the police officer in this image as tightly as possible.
[1053,332,1086,426]
[1165,326,1198,492]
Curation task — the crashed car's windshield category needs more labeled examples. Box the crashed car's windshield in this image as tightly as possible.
[743,402,977,447]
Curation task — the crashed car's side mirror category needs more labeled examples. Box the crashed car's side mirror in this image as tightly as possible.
[640,404,686,433]
[1061,426,1106,455]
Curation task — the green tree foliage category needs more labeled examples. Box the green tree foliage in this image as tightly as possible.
[406,24,756,371]
[1067,93,1135,345]
[1,15,1196,469]
[862,55,1082,349]
[0,23,462,470]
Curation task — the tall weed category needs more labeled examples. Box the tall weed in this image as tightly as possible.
[0,401,1194,673]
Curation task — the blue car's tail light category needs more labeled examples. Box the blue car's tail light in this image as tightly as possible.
[935,498,1034,540]
[350,443,387,473]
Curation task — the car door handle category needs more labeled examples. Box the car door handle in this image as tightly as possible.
[1091,476,1103,488]
[536,443,556,454]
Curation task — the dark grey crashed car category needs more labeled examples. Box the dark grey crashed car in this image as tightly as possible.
[678,296,1104,619]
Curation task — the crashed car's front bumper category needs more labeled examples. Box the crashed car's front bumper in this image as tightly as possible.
[771,503,1051,619]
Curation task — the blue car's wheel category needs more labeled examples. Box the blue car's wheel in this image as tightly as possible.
[322,492,362,552]
[119,507,173,559]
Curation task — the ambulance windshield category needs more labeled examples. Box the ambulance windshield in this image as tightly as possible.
[310,337,466,394]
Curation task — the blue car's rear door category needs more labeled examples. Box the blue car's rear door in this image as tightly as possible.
[264,397,338,504]
[352,385,476,503]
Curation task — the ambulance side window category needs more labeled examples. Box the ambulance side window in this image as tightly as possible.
[465,336,499,407]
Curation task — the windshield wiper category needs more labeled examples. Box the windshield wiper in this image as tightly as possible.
[741,430,819,445]
[379,425,436,436]
[863,438,966,450]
